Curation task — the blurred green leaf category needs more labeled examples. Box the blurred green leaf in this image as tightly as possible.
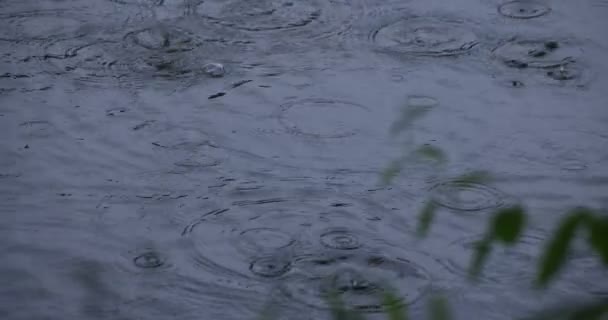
[325,289,366,320]
[257,301,279,320]
[468,237,492,281]
[519,298,608,320]
[382,291,407,320]
[492,205,527,244]
[428,295,451,320]
[414,145,447,164]
[417,201,438,238]
[588,215,608,265]
[381,159,402,185]
[454,171,493,184]
[390,104,432,136]
[536,208,591,288]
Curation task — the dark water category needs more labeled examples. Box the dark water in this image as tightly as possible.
[1,0,607,319]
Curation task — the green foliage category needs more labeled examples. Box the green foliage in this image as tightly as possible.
[381,159,403,185]
[468,236,493,280]
[428,296,451,320]
[520,298,608,320]
[491,205,526,244]
[390,104,433,136]
[325,290,366,320]
[536,208,589,287]
[417,201,438,237]
[259,102,608,320]
[382,291,408,320]
[453,170,493,184]
[414,145,447,164]
[588,215,608,265]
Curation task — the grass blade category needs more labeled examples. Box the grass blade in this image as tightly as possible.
[491,205,526,244]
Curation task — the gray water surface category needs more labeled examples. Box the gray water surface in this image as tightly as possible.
[1,0,608,319]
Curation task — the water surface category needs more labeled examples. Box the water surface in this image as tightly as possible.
[1,0,608,319]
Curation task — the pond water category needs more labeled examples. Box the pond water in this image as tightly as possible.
[1,0,607,319]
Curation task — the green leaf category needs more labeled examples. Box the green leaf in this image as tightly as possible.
[390,104,432,136]
[568,299,608,320]
[414,145,447,164]
[536,209,590,288]
[382,291,408,320]
[417,201,438,238]
[454,171,493,184]
[381,159,402,185]
[325,289,366,320]
[468,237,492,281]
[428,295,451,320]
[491,205,527,244]
[518,298,608,320]
[588,215,608,265]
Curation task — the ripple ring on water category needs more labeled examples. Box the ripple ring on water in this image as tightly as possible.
[320,228,361,250]
[498,1,551,19]
[282,253,431,312]
[238,227,296,252]
[249,255,292,278]
[278,98,371,139]
[492,38,583,69]
[369,16,479,57]
[430,180,506,211]
[133,251,166,269]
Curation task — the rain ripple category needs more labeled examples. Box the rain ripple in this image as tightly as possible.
[38,20,251,90]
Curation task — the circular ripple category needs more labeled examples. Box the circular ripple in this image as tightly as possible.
[40,23,240,89]
[108,0,164,4]
[113,245,174,275]
[198,0,319,31]
[0,9,92,42]
[320,228,361,250]
[440,234,543,284]
[430,180,506,211]
[249,256,292,278]
[493,38,583,69]
[278,99,371,139]
[370,16,478,57]
[133,251,165,269]
[498,1,551,19]
[182,211,300,279]
[441,233,608,289]
[195,0,355,40]
[124,26,199,52]
[282,252,431,312]
[240,227,296,252]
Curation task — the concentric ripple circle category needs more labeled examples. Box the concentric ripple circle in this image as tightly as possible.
[0,9,93,42]
[430,180,506,211]
[39,23,241,89]
[281,252,431,312]
[181,210,299,280]
[249,255,292,278]
[493,38,583,69]
[320,228,361,250]
[440,234,543,284]
[108,0,164,5]
[133,251,166,269]
[195,0,356,40]
[498,1,551,19]
[197,0,320,31]
[370,16,478,57]
[239,227,296,252]
[278,98,371,139]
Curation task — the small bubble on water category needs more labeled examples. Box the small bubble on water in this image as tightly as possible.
[203,63,225,78]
